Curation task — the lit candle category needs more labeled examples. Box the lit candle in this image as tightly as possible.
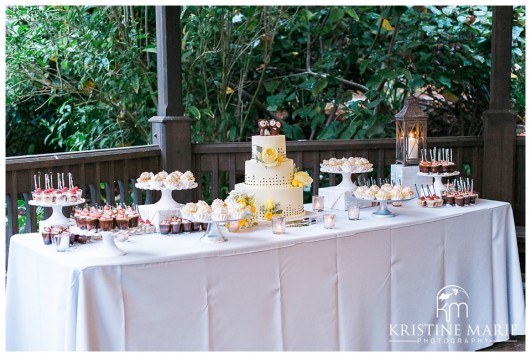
[272,216,286,234]
[348,204,360,220]
[408,134,419,160]
[323,214,336,229]
[312,195,324,212]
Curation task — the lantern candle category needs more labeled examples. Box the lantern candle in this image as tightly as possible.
[323,214,336,229]
[408,133,419,160]
[312,195,324,212]
[271,216,286,234]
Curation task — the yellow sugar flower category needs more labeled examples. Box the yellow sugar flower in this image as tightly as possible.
[265,211,273,221]
[250,205,256,213]
[261,147,279,165]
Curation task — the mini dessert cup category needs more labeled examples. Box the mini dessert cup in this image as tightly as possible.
[32,190,42,203]
[192,222,202,231]
[115,217,129,230]
[444,193,455,206]
[463,194,471,206]
[171,221,182,234]
[182,220,192,233]
[430,164,441,174]
[470,192,478,204]
[41,228,52,245]
[426,198,436,208]
[159,221,171,235]
[419,163,431,173]
[75,215,86,229]
[128,214,139,228]
[85,217,99,231]
[201,222,209,231]
[455,195,465,207]
[99,217,114,231]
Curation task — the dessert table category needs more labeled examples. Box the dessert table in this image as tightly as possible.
[5,199,525,351]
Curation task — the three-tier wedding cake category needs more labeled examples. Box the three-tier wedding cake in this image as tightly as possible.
[234,119,311,221]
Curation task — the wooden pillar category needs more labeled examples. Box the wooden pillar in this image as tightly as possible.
[482,6,516,204]
[149,6,193,203]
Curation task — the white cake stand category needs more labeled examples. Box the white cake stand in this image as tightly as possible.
[29,199,85,228]
[355,197,415,218]
[177,213,250,243]
[320,167,373,189]
[417,171,459,197]
[135,184,197,210]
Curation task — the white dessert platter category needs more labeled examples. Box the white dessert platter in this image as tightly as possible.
[319,167,373,189]
[29,199,85,227]
[176,212,250,243]
[417,171,460,197]
[355,197,415,218]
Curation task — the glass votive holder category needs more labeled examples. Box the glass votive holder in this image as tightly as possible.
[323,214,336,229]
[53,233,70,252]
[228,220,240,233]
[272,216,286,234]
[348,204,360,220]
[312,195,324,212]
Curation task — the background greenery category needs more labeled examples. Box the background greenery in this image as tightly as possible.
[6,5,526,157]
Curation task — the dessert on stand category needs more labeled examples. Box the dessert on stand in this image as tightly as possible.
[417,148,459,196]
[29,172,84,229]
[319,157,373,210]
[353,182,415,217]
[135,170,198,230]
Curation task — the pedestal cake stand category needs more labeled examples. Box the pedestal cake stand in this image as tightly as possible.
[177,213,250,243]
[356,197,415,218]
[29,199,85,227]
[320,167,373,189]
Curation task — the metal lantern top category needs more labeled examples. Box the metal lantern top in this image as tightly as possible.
[395,95,428,121]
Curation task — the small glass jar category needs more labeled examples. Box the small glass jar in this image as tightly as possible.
[348,204,360,220]
[323,214,336,229]
[312,195,324,212]
[272,216,286,234]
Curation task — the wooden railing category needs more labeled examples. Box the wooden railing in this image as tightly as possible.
[5,136,525,260]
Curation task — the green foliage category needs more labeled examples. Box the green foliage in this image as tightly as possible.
[6,6,157,155]
[5,5,526,156]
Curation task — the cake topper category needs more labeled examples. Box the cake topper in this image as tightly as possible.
[258,119,270,136]
[269,119,281,135]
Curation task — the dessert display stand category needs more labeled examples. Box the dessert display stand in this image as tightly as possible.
[318,168,373,210]
[356,197,415,218]
[417,171,459,197]
[135,185,197,231]
[29,199,85,231]
[177,213,250,243]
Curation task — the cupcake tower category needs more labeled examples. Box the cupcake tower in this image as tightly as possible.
[353,179,415,201]
[419,148,456,174]
[136,170,198,190]
[320,157,373,189]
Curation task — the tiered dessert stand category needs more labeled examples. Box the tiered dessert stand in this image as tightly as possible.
[417,171,460,197]
[29,199,85,228]
[356,197,415,218]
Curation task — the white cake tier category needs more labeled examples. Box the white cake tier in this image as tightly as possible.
[244,159,294,188]
[251,135,287,160]
[234,182,305,221]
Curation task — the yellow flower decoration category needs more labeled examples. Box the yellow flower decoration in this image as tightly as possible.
[293,171,313,187]
[265,198,275,211]
[265,211,273,221]
[239,219,246,227]
[250,205,256,213]
[261,147,279,165]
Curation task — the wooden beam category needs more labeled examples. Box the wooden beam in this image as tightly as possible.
[482,6,516,204]
[150,6,193,203]
[155,6,183,116]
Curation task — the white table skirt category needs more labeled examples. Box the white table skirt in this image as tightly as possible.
[5,199,525,351]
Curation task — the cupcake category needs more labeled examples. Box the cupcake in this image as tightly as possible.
[136,172,154,189]
[193,205,212,221]
[181,171,197,189]
[375,190,388,201]
[180,202,198,220]
[164,171,183,190]
[211,205,228,221]
[150,171,168,189]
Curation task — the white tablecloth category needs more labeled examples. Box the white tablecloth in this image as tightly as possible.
[5,199,525,351]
